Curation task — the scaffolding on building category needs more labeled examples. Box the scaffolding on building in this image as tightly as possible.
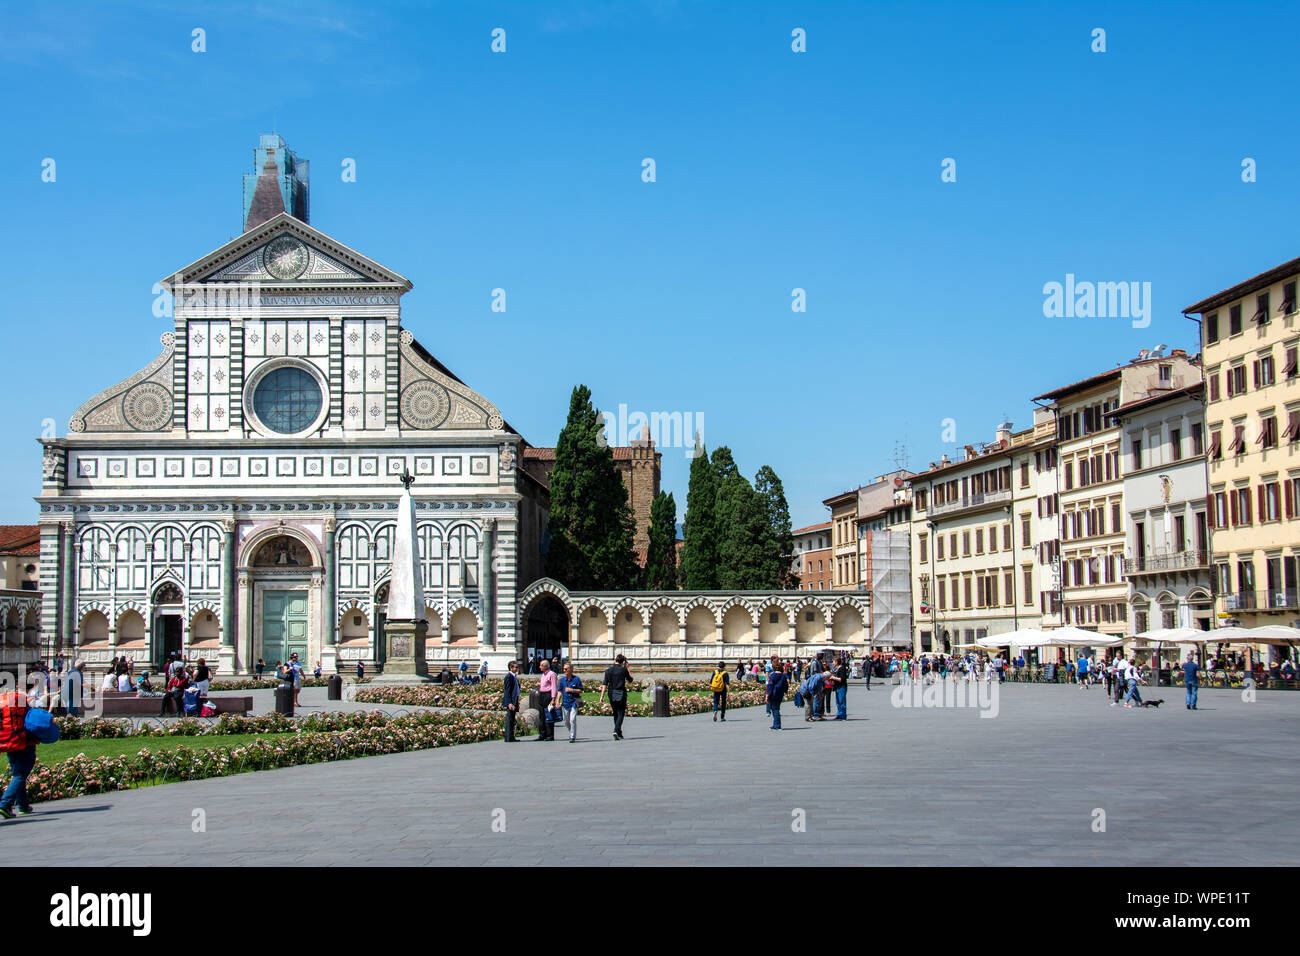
[868,530,912,648]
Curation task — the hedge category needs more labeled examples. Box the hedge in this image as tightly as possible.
[3,710,525,805]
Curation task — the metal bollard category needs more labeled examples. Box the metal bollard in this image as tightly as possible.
[653,683,670,718]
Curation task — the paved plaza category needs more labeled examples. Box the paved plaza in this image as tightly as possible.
[9,682,1297,866]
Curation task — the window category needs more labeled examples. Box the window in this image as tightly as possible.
[1233,486,1252,526]
[1169,428,1181,461]
[915,488,927,511]
[975,529,984,554]
[1132,439,1142,471]
[1020,461,1029,487]
[1208,429,1222,460]
[1191,423,1204,456]
[1212,491,1228,529]
[962,532,970,556]
[918,533,928,564]
[1227,365,1247,396]
[1002,523,1011,551]
[1004,571,1013,606]
[1283,410,1300,444]
[1260,415,1278,448]
[1206,312,1219,344]
[1255,355,1276,389]
[950,533,957,556]
[1021,514,1031,547]
[1228,423,1246,455]
[935,535,945,561]
[1285,347,1298,380]
[1111,501,1121,532]
[1255,292,1270,325]
[1209,372,1220,402]
[1064,461,1073,490]
[938,578,947,611]
[1023,567,1033,605]
[1159,364,1172,383]
[1260,481,1281,522]
[1230,303,1242,336]
[963,576,972,608]
[1283,281,1296,315]
[252,365,324,434]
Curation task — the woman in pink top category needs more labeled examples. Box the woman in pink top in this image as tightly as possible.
[536,659,559,741]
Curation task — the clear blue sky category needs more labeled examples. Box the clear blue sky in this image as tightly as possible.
[2,1,1295,529]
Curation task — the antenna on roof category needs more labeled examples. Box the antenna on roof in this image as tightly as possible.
[892,440,909,472]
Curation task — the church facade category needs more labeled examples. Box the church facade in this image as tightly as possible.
[34,138,870,677]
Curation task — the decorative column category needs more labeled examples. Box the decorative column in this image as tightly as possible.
[478,518,494,647]
[321,515,339,675]
[60,521,76,655]
[218,519,237,675]
[237,570,253,675]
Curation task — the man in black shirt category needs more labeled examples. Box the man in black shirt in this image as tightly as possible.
[833,657,850,719]
[599,654,633,740]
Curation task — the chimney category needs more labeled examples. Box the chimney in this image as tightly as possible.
[995,421,1012,445]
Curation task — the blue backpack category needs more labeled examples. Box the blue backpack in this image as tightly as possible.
[24,707,61,744]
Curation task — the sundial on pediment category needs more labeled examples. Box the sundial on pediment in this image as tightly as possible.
[206,237,368,282]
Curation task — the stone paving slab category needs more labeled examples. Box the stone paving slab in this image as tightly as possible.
[7,683,1297,866]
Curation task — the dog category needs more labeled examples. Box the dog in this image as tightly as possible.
[1140,698,1164,708]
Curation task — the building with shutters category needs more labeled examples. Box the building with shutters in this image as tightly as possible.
[1185,257,1300,630]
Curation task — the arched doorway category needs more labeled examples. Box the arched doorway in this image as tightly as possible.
[152,581,184,668]
[524,594,569,666]
[245,532,320,670]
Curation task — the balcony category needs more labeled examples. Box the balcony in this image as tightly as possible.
[1123,550,1211,575]
[1223,590,1299,611]
[928,487,1012,519]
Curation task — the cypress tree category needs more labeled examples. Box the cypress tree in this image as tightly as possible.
[755,465,797,589]
[716,471,776,590]
[710,446,738,484]
[644,491,678,590]
[680,436,719,589]
[545,385,638,590]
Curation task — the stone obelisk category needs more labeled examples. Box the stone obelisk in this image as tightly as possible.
[380,469,430,680]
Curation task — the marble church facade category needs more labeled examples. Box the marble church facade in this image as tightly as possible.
[37,204,543,676]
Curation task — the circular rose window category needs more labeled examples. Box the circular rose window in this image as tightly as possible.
[251,366,323,434]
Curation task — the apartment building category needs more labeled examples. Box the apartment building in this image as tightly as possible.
[1185,258,1300,629]
[907,424,1040,653]
[822,469,911,590]
[1032,349,1201,641]
[1106,383,1213,637]
[792,521,833,591]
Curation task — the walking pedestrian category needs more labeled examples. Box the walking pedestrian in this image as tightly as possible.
[0,684,43,820]
[1182,654,1200,710]
[557,662,583,743]
[863,655,872,691]
[502,659,521,741]
[599,654,633,740]
[710,660,730,722]
[536,659,557,741]
[1076,654,1090,689]
[1123,657,1143,708]
[766,658,789,730]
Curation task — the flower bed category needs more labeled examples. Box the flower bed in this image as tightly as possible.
[4,710,521,805]
[208,677,372,691]
[353,683,768,715]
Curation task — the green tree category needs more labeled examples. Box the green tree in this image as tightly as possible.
[710,446,738,484]
[715,471,777,590]
[755,465,798,589]
[680,436,719,589]
[643,491,678,590]
[544,385,638,590]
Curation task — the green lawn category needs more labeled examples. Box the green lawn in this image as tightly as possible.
[39,733,298,765]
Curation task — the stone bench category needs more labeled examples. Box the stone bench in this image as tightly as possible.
[96,691,254,716]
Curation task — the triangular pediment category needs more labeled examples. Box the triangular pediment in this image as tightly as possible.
[159,213,413,293]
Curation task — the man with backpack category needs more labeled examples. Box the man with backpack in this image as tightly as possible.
[765,657,789,730]
[710,660,730,722]
[1,683,42,819]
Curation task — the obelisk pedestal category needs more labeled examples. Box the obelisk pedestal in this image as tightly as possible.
[371,469,434,683]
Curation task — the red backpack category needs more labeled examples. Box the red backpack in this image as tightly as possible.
[0,692,32,752]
